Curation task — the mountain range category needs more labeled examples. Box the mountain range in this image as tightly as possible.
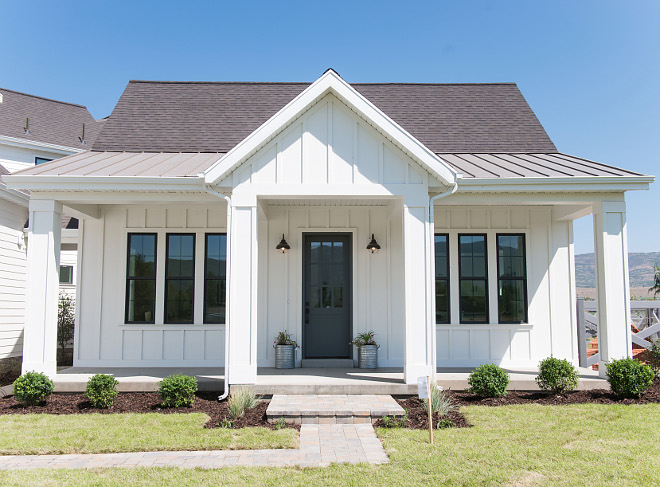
[575,252,660,288]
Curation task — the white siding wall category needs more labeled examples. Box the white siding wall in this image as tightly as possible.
[74,204,228,367]
[0,144,68,173]
[0,198,28,359]
[434,206,576,368]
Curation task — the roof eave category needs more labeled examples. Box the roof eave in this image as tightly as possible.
[3,175,204,193]
[457,175,654,192]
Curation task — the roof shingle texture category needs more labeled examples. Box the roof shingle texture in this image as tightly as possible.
[92,81,557,153]
[0,88,103,149]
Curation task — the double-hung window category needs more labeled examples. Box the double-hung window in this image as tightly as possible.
[497,234,528,323]
[458,234,488,323]
[434,234,450,324]
[165,234,195,324]
[126,234,157,323]
[204,234,227,324]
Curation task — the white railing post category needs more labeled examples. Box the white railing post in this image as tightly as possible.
[577,297,587,368]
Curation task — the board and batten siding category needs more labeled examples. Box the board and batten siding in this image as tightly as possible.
[0,198,28,359]
[74,204,227,367]
[434,206,577,367]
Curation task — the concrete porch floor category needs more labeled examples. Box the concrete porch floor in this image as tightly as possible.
[47,366,608,394]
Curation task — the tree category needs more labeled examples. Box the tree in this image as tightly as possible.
[58,293,75,358]
[649,262,660,299]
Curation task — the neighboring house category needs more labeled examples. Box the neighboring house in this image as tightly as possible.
[0,88,103,360]
[3,70,653,383]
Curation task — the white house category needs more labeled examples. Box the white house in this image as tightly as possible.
[0,87,103,361]
[3,70,653,384]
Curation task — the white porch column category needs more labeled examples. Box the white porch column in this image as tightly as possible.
[593,200,632,376]
[227,203,258,384]
[22,200,62,376]
[402,199,434,384]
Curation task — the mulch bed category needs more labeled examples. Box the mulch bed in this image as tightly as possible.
[0,392,298,430]
[374,397,470,430]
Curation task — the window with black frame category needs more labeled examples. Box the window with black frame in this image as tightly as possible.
[459,234,488,323]
[435,234,450,323]
[497,234,528,323]
[165,234,195,324]
[125,234,157,323]
[204,234,227,324]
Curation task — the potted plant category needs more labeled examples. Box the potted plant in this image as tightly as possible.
[350,331,379,369]
[273,331,298,369]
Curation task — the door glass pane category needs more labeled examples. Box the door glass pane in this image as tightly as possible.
[321,286,331,308]
[333,286,343,308]
[311,286,320,308]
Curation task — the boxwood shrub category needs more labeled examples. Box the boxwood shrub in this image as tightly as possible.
[606,358,654,398]
[535,356,579,394]
[13,371,54,406]
[467,364,509,397]
[84,374,119,408]
[158,374,198,408]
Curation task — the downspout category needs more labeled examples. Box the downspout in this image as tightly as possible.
[204,184,232,401]
[429,181,459,382]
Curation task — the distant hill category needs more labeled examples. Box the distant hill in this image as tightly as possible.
[575,252,660,288]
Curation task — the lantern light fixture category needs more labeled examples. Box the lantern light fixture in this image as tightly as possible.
[366,234,381,254]
[276,234,291,254]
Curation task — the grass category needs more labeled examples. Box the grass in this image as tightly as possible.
[0,413,297,455]
[2,404,660,486]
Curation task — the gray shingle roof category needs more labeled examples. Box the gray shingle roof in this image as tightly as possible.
[92,81,557,153]
[0,88,103,149]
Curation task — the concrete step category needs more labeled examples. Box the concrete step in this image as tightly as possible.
[266,394,405,424]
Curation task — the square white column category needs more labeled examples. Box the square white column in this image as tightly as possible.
[227,204,258,384]
[593,200,632,376]
[22,200,62,377]
[402,202,434,384]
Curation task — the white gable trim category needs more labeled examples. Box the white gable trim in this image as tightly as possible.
[203,70,457,186]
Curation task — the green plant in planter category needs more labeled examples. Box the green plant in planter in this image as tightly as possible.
[468,364,510,397]
[158,374,198,408]
[85,374,119,408]
[536,356,579,394]
[274,331,298,347]
[606,358,654,398]
[13,372,54,406]
[349,331,378,347]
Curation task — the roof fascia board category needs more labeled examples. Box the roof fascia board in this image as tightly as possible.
[203,70,457,186]
[3,175,204,193]
[0,135,84,155]
[457,176,654,192]
[0,182,29,207]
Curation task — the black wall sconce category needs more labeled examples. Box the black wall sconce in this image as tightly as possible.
[276,234,291,253]
[366,234,381,254]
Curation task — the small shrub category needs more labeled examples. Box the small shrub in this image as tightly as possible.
[422,383,456,416]
[228,388,258,419]
[219,417,235,429]
[381,413,407,428]
[273,417,286,430]
[58,293,75,361]
[158,374,197,408]
[606,358,654,398]
[536,356,579,394]
[468,364,510,398]
[436,417,453,429]
[84,374,118,408]
[13,372,54,406]
[649,339,660,374]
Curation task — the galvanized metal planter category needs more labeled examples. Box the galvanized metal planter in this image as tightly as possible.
[357,344,379,369]
[274,344,296,369]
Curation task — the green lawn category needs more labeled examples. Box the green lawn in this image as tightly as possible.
[2,404,660,486]
[0,413,297,454]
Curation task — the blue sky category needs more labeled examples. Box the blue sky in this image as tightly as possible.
[2,1,658,254]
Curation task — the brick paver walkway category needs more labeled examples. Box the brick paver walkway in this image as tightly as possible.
[0,424,388,470]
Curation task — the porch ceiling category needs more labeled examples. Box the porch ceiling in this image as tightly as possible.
[262,198,394,207]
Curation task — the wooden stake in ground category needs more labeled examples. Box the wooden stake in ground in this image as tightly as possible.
[427,375,433,445]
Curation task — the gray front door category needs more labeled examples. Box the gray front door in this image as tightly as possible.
[303,233,352,359]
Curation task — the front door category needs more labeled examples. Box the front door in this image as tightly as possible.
[303,233,352,359]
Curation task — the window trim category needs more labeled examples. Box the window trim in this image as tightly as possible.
[496,233,529,324]
[434,233,450,324]
[203,233,227,324]
[164,233,196,324]
[125,233,157,325]
[458,233,489,324]
[59,265,73,285]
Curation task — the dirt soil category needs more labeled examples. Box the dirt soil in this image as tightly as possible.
[0,392,298,430]
[373,397,470,430]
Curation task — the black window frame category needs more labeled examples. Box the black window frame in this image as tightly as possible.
[496,233,528,324]
[458,233,489,324]
[35,157,53,165]
[125,233,157,324]
[203,233,227,324]
[434,233,450,324]
[164,233,196,324]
